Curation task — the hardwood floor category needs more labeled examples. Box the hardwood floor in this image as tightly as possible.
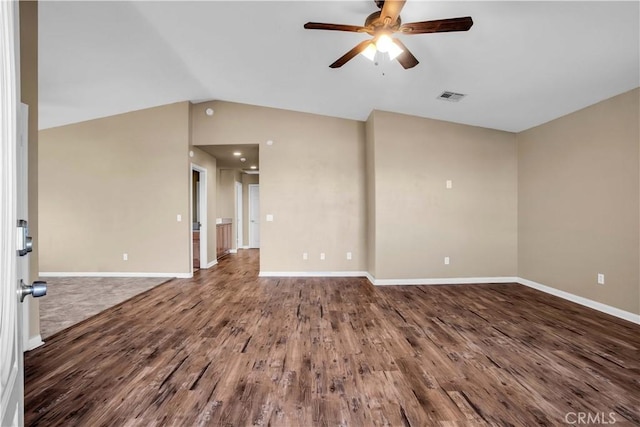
[24,250,640,426]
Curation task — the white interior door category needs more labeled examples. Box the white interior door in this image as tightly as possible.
[248,184,260,248]
[1,2,24,424]
[197,168,207,266]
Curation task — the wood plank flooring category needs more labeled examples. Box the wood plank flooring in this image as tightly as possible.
[24,250,640,426]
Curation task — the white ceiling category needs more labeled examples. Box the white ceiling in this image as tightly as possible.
[39,1,639,132]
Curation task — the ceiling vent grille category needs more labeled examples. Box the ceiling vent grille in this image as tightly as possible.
[437,91,466,102]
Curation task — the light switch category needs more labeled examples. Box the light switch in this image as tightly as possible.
[303,252,308,260]
[177,214,182,222]
[266,214,274,222]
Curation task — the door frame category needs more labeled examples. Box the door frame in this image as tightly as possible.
[18,103,41,351]
[235,181,243,250]
[248,184,260,248]
[190,164,207,272]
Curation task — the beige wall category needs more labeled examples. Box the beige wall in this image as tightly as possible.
[35,87,637,324]
[190,147,217,267]
[20,0,40,340]
[370,111,518,280]
[217,169,240,220]
[39,102,192,274]
[518,88,640,314]
[365,113,377,277]
[193,101,368,273]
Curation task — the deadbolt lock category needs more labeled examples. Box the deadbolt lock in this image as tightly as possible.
[17,219,33,256]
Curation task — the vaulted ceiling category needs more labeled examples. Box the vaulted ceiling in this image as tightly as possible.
[39,1,639,132]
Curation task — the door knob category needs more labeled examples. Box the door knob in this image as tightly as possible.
[18,279,47,302]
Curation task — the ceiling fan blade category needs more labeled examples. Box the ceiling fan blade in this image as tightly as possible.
[399,17,473,34]
[304,22,367,32]
[329,40,373,68]
[392,39,419,69]
[380,0,406,26]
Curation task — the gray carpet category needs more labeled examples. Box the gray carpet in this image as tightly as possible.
[39,276,170,339]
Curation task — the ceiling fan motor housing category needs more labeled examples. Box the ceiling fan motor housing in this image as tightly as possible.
[365,11,401,32]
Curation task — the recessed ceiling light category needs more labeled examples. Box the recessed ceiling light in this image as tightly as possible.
[240,158,246,162]
[250,165,257,170]
[233,152,242,156]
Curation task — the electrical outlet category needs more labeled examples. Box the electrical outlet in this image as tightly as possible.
[346,252,352,260]
[446,180,453,189]
[597,273,605,285]
[444,256,450,265]
[123,253,128,261]
[302,252,308,260]
[320,253,325,260]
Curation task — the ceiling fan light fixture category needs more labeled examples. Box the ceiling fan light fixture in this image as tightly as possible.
[361,43,377,61]
[387,41,404,60]
[375,34,394,53]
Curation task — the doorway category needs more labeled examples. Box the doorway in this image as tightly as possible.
[248,184,260,248]
[191,164,207,271]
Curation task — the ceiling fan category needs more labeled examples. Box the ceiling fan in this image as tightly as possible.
[303,0,473,69]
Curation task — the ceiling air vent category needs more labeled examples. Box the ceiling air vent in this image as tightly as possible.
[437,91,466,102]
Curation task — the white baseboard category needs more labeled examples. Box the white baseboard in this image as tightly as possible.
[204,260,218,269]
[40,271,192,279]
[259,271,368,278]
[366,273,639,325]
[365,272,376,285]
[518,277,640,325]
[368,275,519,286]
[229,249,238,254]
[241,246,250,250]
[25,334,44,351]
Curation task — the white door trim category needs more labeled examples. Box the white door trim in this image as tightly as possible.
[248,184,260,248]
[190,164,207,271]
[235,181,243,250]
[18,103,40,351]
